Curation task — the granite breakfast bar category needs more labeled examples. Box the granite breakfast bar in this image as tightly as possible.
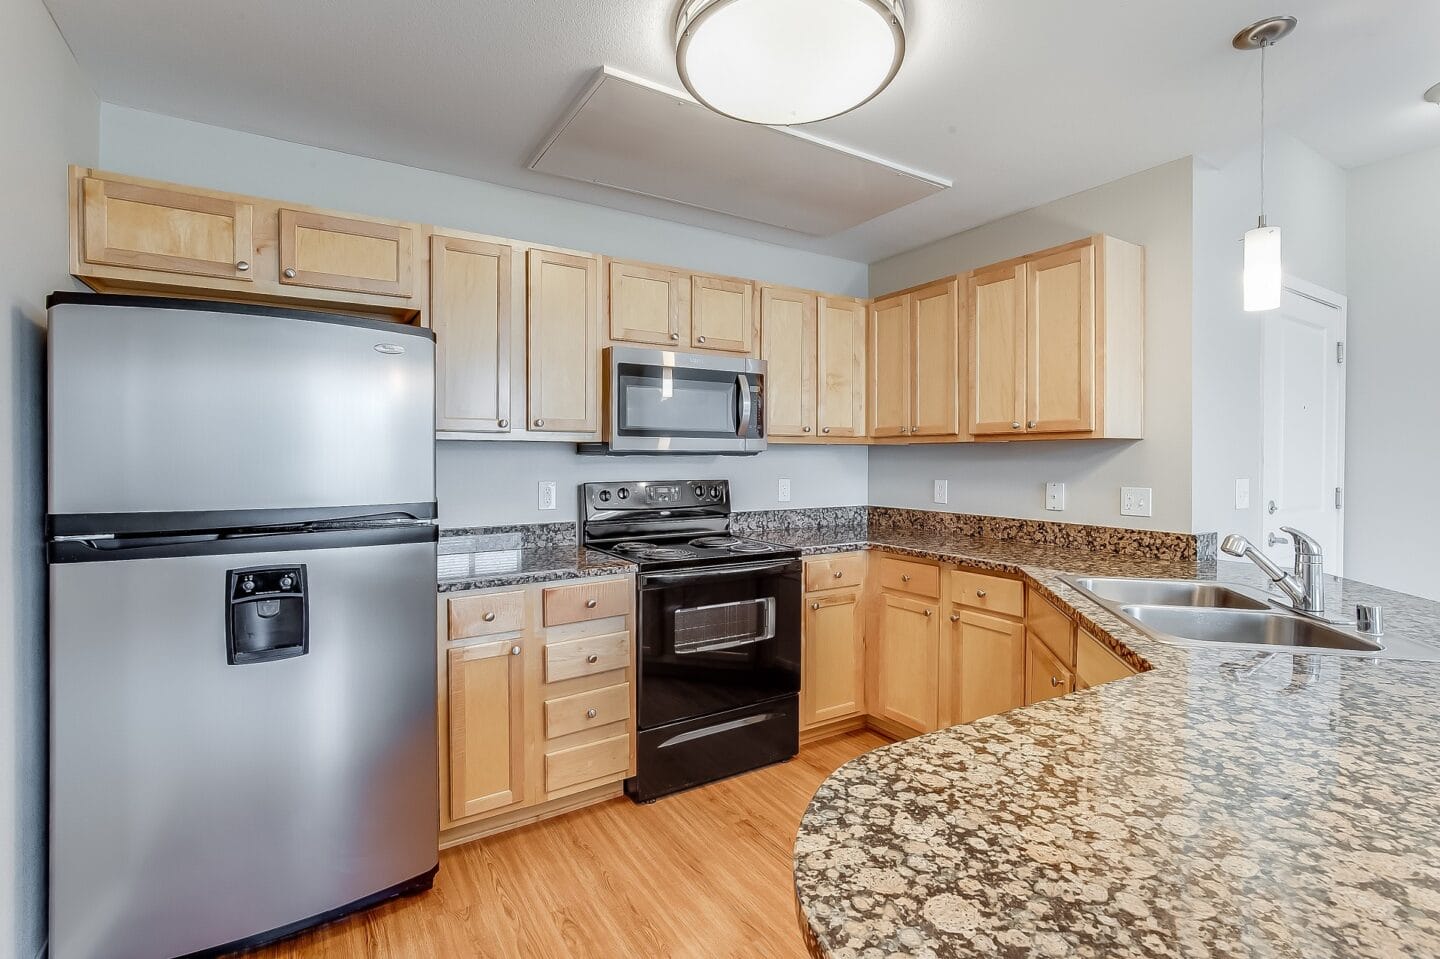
[788,525,1440,959]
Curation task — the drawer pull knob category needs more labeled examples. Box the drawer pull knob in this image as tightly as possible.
[235,260,250,272]
[587,654,599,664]
[534,418,545,428]
[901,574,911,583]
[483,611,496,622]
[1011,421,1021,430]
[586,708,598,719]
[585,598,598,609]
[497,418,509,428]
[283,268,297,279]
[924,609,933,617]
[810,602,820,610]
[976,589,987,598]
[697,335,707,344]
[670,332,680,340]
[803,426,812,433]
[1027,420,1038,429]
[822,427,832,434]
[833,570,844,578]
[510,645,521,656]
[1050,675,1062,687]
[950,613,960,622]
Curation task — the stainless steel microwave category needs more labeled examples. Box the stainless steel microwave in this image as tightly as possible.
[593,346,766,454]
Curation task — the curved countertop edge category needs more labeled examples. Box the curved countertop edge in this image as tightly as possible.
[782,532,1440,959]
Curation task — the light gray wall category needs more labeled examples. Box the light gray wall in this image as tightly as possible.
[437,443,869,527]
[1345,143,1440,600]
[867,159,1195,532]
[1190,133,1348,550]
[0,0,99,955]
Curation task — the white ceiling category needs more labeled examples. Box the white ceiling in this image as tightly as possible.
[44,0,1440,263]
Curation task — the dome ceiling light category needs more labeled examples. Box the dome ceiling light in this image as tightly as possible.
[675,0,907,126]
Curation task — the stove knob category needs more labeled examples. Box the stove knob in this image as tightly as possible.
[709,485,721,498]
[692,484,704,498]
[598,490,611,503]
[616,487,630,500]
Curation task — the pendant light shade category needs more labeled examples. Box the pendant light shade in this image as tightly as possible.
[675,0,907,126]
[1243,222,1283,312]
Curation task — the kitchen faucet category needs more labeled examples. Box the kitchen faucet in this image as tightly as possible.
[1221,527,1326,615]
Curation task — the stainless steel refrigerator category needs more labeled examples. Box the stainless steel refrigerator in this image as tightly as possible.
[46,293,440,959]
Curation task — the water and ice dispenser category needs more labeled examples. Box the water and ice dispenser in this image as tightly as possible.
[226,565,309,664]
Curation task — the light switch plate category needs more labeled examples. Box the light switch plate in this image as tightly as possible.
[777,478,792,503]
[1121,487,1153,517]
[1045,482,1065,511]
[538,481,557,511]
[1235,478,1251,510]
[933,479,948,504]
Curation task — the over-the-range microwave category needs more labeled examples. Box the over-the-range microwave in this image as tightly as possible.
[581,346,766,455]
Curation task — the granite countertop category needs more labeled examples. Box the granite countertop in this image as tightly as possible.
[788,527,1440,958]
[437,533,635,592]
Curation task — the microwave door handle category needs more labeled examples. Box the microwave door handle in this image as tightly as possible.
[736,373,752,437]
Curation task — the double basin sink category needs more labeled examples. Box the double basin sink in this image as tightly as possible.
[1062,576,1407,658]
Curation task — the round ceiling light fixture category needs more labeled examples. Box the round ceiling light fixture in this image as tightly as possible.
[675,0,907,126]
[1425,81,1440,107]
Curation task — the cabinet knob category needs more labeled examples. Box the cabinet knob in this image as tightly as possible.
[510,645,521,656]
[697,335,707,344]
[585,598,598,609]
[1050,675,1062,687]
[822,427,831,434]
[901,574,911,583]
[950,613,960,622]
[497,418,510,428]
[1027,420,1038,429]
[586,708,598,719]
[803,426,812,433]
[976,588,987,598]
[483,611,496,622]
[833,570,844,578]
[670,332,680,341]
[235,260,250,272]
[810,602,820,610]
[924,608,933,617]
[534,419,545,428]
[1011,421,1022,430]
[283,268,297,279]
[587,654,599,664]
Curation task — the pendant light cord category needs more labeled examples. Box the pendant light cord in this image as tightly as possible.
[1259,40,1267,224]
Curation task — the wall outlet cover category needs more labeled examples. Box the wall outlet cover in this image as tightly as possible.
[538,481,557,511]
[1121,486,1153,518]
[777,478,792,503]
[1045,482,1065,511]
[933,479,948,504]
[1235,478,1251,510]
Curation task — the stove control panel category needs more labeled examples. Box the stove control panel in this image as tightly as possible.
[583,480,730,512]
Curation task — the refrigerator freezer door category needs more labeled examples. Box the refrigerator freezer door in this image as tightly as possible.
[48,295,435,528]
[49,533,438,959]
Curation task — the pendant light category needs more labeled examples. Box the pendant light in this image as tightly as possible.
[1234,16,1296,312]
[675,0,907,126]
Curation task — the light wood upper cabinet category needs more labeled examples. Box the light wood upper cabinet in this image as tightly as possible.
[527,249,600,435]
[431,234,515,434]
[690,275,756,353]
[872,591,939,734]
[79,176,255,281]
[447,639,526,821]
[278,209,416,298]
[760,286,816,437]
[816,296,867,439]
[969,234,1143,439]
[608,260,685,346]
[910,279,962,437]
[802,588,865,727]
[946,609,1025,725]
[868,294,911,438]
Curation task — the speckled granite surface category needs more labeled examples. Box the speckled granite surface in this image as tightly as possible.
[436,531,633,592]
[789,528,1440,959]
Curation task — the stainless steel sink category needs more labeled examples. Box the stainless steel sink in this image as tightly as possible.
[1069,577,1271,610]
[1117,605,1383,653]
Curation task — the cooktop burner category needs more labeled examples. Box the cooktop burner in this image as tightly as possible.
[690,536,739,548]
[640,546,694,560]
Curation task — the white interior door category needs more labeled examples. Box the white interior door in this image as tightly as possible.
[1260,279,1347,572]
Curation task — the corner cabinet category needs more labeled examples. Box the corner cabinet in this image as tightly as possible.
[968,234,1144,440]
[527,249,601,437]
[867,279,963,442]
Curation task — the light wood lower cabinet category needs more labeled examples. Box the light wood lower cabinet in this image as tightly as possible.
[446,638,526,820]
[944,609,1026,726]
[871,591,940,734]
[1025,632,1074,704]
[801,588,865,728]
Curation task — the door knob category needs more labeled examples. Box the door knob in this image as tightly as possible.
[510,645,521,656]
[497,418,509,428]
[1027,420,1037,429]
[534,419,545,428]
[1011,421,1021,430]
[822,427,831,434]
[803,426,812,432]
[1050,675,1062,687]
[670,332,680,341]
[924,609,933,617]
[283,268,297,279]
[810,602,820,610]
[1267,500,1278,515]
[235,260,250,272]
[697,335,707,344]
[950,613,960,622]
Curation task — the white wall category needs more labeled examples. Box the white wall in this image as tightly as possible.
[0,1,99,955]
[866,159,1195,532]
[437,443,869,527]
[1345,143,1440,600]
[1190,134,1347,547]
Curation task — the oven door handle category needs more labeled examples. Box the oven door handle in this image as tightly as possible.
[639,558,796,587]
[736,373,752,438]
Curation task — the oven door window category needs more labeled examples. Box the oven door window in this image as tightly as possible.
[616,364,740,439]
[638,563,801,729]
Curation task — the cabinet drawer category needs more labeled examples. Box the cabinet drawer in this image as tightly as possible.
[877,556,939,597]
[447,590,526,639]
[1075,629,1136,688]
[544,683,631,739]
[545,631,631,683]
[542,578,630,626]
[804,553,865,592]
[952,570,1024,618]
[544,733,631,794]
[1028,590,1076,666]
[1026,631,1074,705]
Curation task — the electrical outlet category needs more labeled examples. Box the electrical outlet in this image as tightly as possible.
[933,479,948,504]
[777,478,791,503]
[537,481,557,511]
[1120,487,1153,517]
[1235,478,1251,510]
[1045,482,1065,512]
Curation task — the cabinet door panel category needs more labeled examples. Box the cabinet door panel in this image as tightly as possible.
[802,589,864,727]
[609,261,683,346]
[951,610,1025,724]
[816,297,866,438]
[969,265,1026,435]
[527,249,600,434]
[1027,244,1096,432]
[868,295,910,438]
[874,592,938,733]
[431,235,513,433]
[1025,632,1073,705]
[81,177,254,281]
[447,639,525,821]
[911,279,961,436]
[691,276,755,352]
[760,286,817,437]
[278,209,414,297]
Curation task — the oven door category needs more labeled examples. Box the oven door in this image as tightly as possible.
[608,347,766,453]
[636,558,801,729]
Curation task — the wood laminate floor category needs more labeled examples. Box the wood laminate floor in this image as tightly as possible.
[240,730,888,959]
